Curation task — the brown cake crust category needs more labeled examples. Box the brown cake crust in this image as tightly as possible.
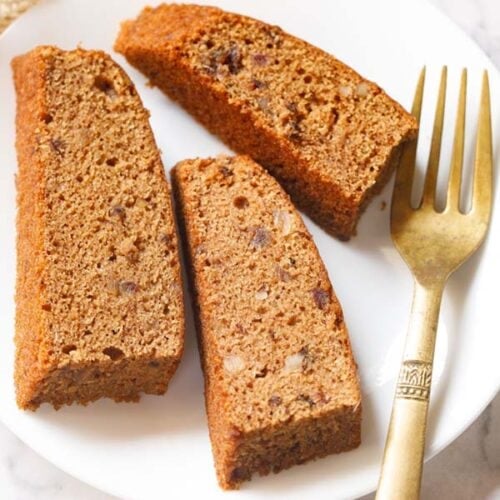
[172,155,361,489]
[13,46,184,410]
[115,3,418,240]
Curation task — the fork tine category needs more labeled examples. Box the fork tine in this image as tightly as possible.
[472,70,493,221]
[422,66,447,208]
[446,69,467,211]
[392,67,426,210]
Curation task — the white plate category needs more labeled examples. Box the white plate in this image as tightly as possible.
[0,0,499,498]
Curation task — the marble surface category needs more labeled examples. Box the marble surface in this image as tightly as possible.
[0,0,499,498]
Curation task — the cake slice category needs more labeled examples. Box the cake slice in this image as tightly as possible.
[13,46,184,410]
[115,4,418,240]
[172,155,361,489]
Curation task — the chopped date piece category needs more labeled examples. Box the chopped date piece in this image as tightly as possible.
[296,394,315,407]
[218,165,233,177]
[49,138,65,155]
[268,395,282,407]
[224,44,242,74]
[250,227,271,248]
[109,205,126,221]
[275,265,291,282]
[230,467,249,483]
[252,53,268,66]
[312,287,329,309]
[250,78,267,90]
[118,280,138,294]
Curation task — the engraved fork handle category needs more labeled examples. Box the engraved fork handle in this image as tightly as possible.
[376,280,444,500]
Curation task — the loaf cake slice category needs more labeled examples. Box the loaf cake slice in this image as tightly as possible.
[115,4,418,240]
[172,155,361,489]
[13,46,184,410]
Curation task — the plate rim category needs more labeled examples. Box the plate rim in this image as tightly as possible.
[0,0,499,498]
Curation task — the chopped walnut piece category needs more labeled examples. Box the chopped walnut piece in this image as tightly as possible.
[339,85,352,97]
[255,286,268,300]
[273,210,293,235]
[356,82,369,97]
[117,237,138,256]
[224,354,245,374]
[283,352,304,374]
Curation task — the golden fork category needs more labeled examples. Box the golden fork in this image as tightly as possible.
[376,67,493,500]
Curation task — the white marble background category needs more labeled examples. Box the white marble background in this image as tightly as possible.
[0,0,499,498]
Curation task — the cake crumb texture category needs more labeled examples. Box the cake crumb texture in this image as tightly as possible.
[116,3,418,239]
[13,46,184,410]
[172,155,361,489]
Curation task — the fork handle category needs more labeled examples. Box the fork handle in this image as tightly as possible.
[376,281,444,500]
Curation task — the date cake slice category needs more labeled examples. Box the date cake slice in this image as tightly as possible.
[116,3,418,240]
[12,46,184,410]
[172,155,361,489]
